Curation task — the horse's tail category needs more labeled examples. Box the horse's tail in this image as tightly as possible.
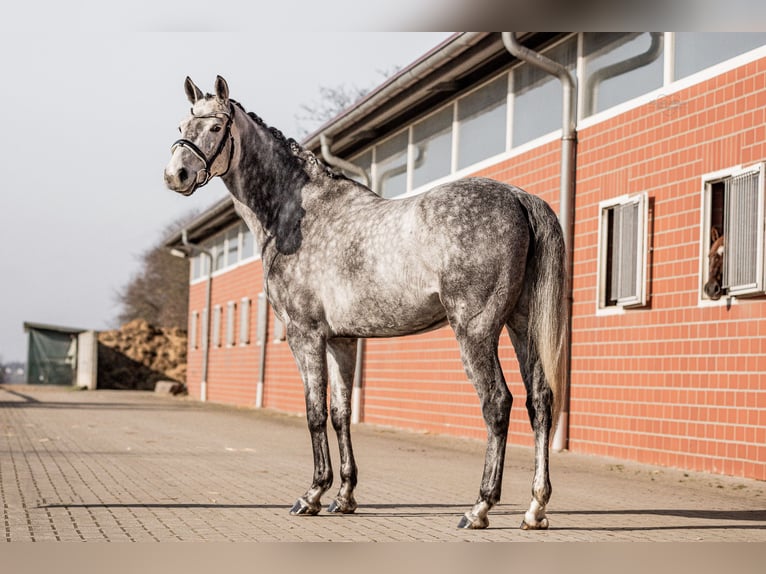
[515,191,568,437]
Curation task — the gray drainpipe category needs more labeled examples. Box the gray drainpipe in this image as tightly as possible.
[320,134,368,425]
[502,32,576,452]
[179,230,213,403]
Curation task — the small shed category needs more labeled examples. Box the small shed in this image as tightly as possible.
[23,322,98,389]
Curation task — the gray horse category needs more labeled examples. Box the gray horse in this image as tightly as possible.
[164,76,567,530]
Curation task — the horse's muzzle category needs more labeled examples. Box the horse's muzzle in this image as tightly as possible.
[704,281,722,300]
[164,165,198,196]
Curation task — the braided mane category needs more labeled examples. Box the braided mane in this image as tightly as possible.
[229,99,344,180]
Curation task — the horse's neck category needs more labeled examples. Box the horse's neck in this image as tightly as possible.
[223,110,310,257]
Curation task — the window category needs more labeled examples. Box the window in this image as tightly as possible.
[457,74,508,169]
[239,298,251,344]
[348,150,372,186]
[190,311,199,350]
[675,32,766,81]
[598,193,650,309]
[200,308,209,350]
[513,35,577,145]
[226,301,236,347]
[375,131,408,198]
[213,236,226,271]
[212,305,222,347]
[412,106,453,189]
[241,225,255,260]
[226,227,239,267]
[700,164,766,300]
[334,33,766,201]
[189,224,262,283]
[273,318,286,342]
[582,33,663,118]
[255,293,269,345]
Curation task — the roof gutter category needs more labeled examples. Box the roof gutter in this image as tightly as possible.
[502,32,576,452]
[304,32,488,152]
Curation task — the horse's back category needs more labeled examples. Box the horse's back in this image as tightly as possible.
[288,177,536,338]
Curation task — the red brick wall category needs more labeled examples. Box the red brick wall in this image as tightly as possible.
[569,58,766,481]
[185,56,766,481]
[187,262,263,406]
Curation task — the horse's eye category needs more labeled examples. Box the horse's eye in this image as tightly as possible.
[178,127,182,133]
[211,125,222,133]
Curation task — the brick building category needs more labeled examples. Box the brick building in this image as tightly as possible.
[166,32,766,481]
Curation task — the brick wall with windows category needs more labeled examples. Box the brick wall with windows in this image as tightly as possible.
[570,57,766,480]
[187,260,263,406]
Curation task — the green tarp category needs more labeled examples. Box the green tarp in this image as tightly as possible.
[26,328,77,385]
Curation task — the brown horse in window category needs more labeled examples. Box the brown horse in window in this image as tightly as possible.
[704,227,725,300]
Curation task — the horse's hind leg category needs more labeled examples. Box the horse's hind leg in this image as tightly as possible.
[452,324,512,530]
[507,319,553,530]
[326,338,359,514]
[287,331,333,516]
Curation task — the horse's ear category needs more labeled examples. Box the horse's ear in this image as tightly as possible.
[214,75,229,103]
[184,77,203,105]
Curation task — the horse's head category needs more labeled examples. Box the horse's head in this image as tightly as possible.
[704,227,725,300]
[164,76,235,196]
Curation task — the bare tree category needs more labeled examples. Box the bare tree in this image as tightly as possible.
[295,67,401,138]
[114,209,199,329]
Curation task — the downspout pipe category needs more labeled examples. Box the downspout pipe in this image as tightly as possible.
[502,32,576,452]
[181,229,213,403]
[255,293,268,408]
[320,134,368,425]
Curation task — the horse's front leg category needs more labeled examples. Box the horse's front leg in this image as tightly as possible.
[288,331,333,516]
[326,338,358,514]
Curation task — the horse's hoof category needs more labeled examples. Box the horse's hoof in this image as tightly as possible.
[457,512,489,529]
[327,498,357,514]
[520,517,549,530]
[290,498,320,516]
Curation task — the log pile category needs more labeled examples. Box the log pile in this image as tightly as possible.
[97,319,187,391]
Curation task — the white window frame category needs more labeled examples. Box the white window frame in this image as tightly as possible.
[212,304,222,348]
[699,163,766,304]
[239,297,251,345]
[226,301,237,347]
[597,192,650,312]
[190,311,199,351]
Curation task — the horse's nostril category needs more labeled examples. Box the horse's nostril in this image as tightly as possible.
[178,168,188,182]
[705,282,722,300]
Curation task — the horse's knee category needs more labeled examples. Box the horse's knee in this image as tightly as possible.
[330,404,350,433]
[483,388,512,435]
[306,406,328,434]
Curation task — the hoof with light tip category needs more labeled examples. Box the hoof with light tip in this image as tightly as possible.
[327,498,357,514]
[457,512,489,529]
[289,498,320,516]
[520,517,549,530]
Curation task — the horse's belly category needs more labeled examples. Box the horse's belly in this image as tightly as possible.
[325,288,446,338]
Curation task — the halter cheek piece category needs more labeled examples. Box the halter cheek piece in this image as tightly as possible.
[171,104,235,188]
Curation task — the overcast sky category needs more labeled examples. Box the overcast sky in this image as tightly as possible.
[0,5,450,362]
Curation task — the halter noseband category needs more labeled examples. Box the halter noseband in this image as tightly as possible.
[171,104,235,188]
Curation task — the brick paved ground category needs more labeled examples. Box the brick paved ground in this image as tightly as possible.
[2,384,765,542]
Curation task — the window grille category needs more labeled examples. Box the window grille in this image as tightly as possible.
[190,311,199,350]
[239,298,251,345]
[212,305,222,348]
[598,193,649,309]
[708,164,766,298]
[226,301,236,347]
[256,293,268,346]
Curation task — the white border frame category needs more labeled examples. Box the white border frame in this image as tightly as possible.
[596,192,649,315]
[698,162,766,305]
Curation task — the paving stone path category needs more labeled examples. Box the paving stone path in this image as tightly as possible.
[2,384,765,542]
